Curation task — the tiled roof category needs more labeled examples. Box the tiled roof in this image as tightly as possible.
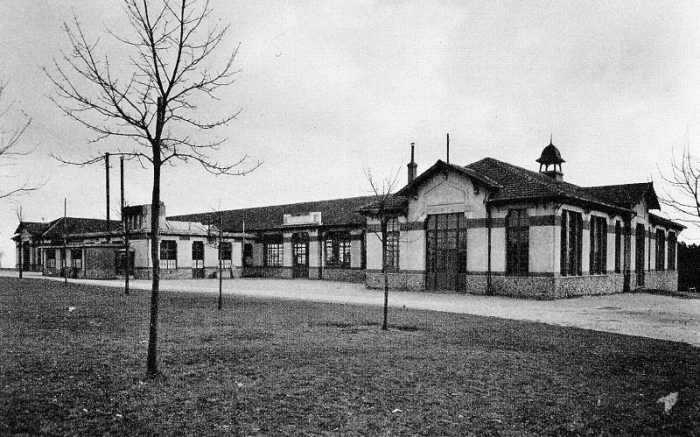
[396,160,502,197]
[169,196,377,232]
[581,183,660,210]
[649,212,685,231]
[464,158,630,212]
[356,196,409,217]
[42,217,121,239]
[14,221,50,237]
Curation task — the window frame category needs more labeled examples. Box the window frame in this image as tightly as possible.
[70,248,83,269]
[560,210,583,276]
[655,229,666,271]
[324,232,352,269]
[264,235,284,267]
[614,221,622,273]
[219,241,232,268]
[160,240,178,269]
[384,217,400,273]
[589,215,608,275]
[667,232,676,270]
[192,241,204,269]
[46,248,57,269]
[506,209,529,276]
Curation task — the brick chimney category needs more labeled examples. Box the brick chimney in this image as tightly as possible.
[407,143,417,184]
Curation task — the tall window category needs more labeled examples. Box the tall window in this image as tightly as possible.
[506,210,529,276]
[46,249,56,269]
[668,232,676,270]
[656,229,666,271]
[614,221,622,273]
[590,216,607,274]
[70,249,83,269]
[219,242,232,268]
[192,241,204,268]
[160,240,177,269]
[325,232,352,268]
[264,235,283,267]
[560,210,583,276]
[385,218,400,272]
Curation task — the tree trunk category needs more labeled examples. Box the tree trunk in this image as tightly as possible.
[218,228,223,310]
[381,219,388,331]
[18,242,23,279]
[146,99,164,377]
[146,159,161,377]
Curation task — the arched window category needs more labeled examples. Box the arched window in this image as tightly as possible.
[506,210,529,276]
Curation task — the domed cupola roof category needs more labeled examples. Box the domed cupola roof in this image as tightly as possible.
[536,136,565,181]
[536,138,565,165]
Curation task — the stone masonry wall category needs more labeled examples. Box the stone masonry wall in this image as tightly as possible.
[645,271,678,292]
[322,268,365,283]
[554,274,624,298]
[365,271,424,292]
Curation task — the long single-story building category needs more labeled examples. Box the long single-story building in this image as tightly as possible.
[13,140,684,298]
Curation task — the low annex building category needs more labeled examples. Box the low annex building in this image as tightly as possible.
[13,140,684,298]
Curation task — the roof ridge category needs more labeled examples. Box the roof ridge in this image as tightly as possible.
[169,195,377,219]
[484,157,574,198]
[583,182,652,189]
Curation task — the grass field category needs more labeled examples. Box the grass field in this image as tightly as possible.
[1,277,699,436]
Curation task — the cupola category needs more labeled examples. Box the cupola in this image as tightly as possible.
[536,136,565,181]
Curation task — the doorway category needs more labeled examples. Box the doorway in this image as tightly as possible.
[292,233,309,278]
[635,224,645,287]
[426,213,467,291]
[192,241,205,278]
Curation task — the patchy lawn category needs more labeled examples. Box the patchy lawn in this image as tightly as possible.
[1,277,699,436]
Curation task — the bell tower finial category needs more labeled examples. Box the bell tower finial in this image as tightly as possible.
[536,137,565,181]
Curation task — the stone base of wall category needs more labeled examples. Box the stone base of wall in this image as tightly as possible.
[554,274,624,298]
[309,267,321,279]
[644,271,678,291]
[243,266,292,279]
[365,272,425,292]
[322,268,365,283]
[43,267,116,280]
[133,267,242,280]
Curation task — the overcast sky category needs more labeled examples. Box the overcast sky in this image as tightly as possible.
[2,0,700,266]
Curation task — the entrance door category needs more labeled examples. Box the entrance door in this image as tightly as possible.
[426,213,466,291]
[192,241,205,278]
[635,224,645,287]
[292,233,309,278]
[22,243,30,271]
[243,243,253,267]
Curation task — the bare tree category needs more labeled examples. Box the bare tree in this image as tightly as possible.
[359,167,407,331]
[0,82,42,199]
[659,147,700,226]
[44,0,259,377]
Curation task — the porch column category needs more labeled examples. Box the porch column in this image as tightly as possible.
[308,230,321,279]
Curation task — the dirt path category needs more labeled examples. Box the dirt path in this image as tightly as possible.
[5,271,699,347]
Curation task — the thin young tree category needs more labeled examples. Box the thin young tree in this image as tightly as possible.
[0,81,42,200]
[659,147,700,227]
[44,0,259,377]
[359,167,407,331]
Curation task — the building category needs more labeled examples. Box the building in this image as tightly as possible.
[13,140,684,298]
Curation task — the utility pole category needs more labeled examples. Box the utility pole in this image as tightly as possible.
[121,156,130,295]
[218,212,223,310]
[105,153,111,241]
[18,206,23,279]
[63,198,67,286]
